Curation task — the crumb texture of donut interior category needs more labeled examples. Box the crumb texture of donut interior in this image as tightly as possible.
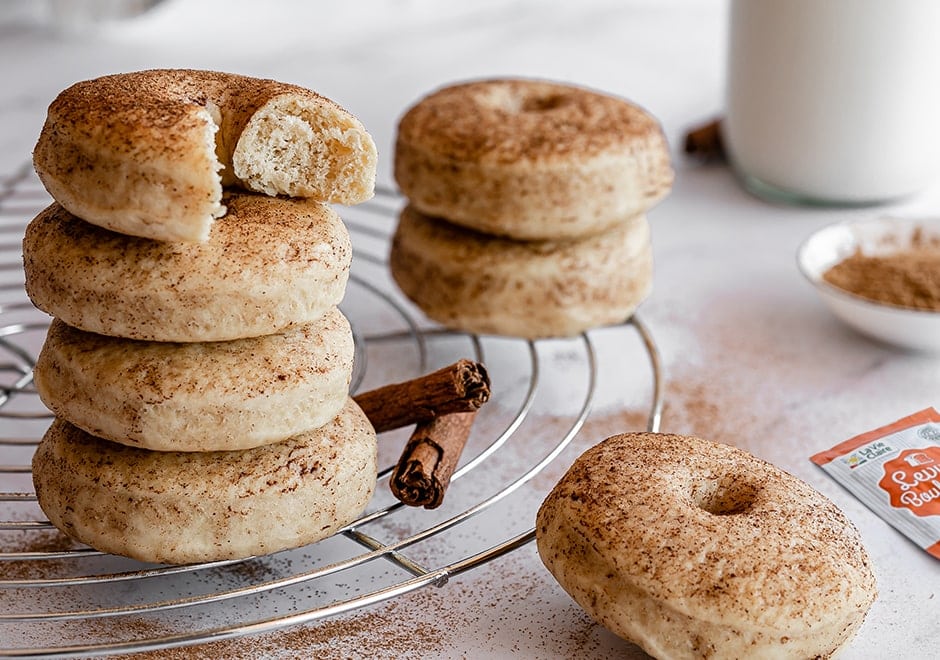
[536,432,877,660]
[233,95,376,203]
[32,69,377,243]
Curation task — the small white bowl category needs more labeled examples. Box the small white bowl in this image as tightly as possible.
[797,217,940,353]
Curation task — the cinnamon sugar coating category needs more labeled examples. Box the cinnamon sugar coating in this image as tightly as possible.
[34,69,376,242]
[34,309,353,452]
[536,433,877,659]
[390,206,652,338]
[32,398,377,564]
[23,192,351,342]
[395,78,673,240]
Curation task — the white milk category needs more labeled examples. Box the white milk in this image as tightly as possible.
[725,0,940,205]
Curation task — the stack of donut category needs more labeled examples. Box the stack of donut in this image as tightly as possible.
[23,69,380,565]
[391,78,673,338]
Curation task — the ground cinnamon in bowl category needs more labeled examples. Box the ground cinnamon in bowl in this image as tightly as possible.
[822,231,940,311]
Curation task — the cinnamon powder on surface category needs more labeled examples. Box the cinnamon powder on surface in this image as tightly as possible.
[823,239,940,311]
[1,324,798,659]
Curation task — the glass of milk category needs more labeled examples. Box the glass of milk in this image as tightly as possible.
[725,0,940,206]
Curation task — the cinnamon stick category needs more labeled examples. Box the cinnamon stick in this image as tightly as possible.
[683,118,725,161]
[353,359,490,434]
[389,411,477,509]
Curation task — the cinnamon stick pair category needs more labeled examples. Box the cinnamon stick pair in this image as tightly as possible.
[353,359,490,509]
[389,411,477,510]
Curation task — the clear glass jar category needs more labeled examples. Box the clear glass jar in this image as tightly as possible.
[725,0,940,206]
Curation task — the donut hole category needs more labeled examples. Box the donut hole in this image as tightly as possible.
[691,475,758,516]
[520,93,568,113]
[482,87,570,115]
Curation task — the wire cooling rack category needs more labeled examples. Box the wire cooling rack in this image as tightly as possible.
[0,164,663,658]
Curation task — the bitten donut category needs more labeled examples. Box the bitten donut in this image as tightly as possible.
[395,78,673,240]
[33,309,353,452]
[34,69,377,242]
[389,206,652,338]
[536,433,877,660]
[32,399,377,564]
[23,192,351,342]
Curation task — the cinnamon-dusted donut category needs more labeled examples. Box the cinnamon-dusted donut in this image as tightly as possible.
[394,79,673,240]
[389,206,652,338]
[23,192,350,342]
[536,433,877,659]
[34,309,353,452]
[34,69,377,242]
[32,398,377,564]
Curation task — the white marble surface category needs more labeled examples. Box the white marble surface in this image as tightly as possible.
[1,0,939,658]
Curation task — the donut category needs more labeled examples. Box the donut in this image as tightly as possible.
[536,433,877,659]
[23,192,351,342]
[394,78,673,240]
[389,206,652,338]
[32,398,377,564]
[33,69,377,243]
[33,309,353,452]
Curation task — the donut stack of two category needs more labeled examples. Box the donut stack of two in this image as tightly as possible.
[391,79,673,339]
[22,70,380,565]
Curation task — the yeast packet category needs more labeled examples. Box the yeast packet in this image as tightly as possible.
[811,408,940,560]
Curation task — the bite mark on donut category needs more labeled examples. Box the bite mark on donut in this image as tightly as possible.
[203,100,230,208]
[34,71,377,243]
[233,97,376,204]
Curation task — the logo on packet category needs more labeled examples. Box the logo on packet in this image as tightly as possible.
[841,440,893,469]
[878,446,940,517]
[843,454,865,469]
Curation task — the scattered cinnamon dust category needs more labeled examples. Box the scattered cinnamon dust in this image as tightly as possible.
[0,529,80,580]
[206,556,282,584]
[0,529,77,554]
[113,589,449,660]
[1,323,800,658]
[823,231,940,311]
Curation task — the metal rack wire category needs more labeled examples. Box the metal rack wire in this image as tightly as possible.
[0,166,663,658]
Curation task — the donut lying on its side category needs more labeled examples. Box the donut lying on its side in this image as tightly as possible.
[395,78,673,241]
[33,69,377,242]
[34,309,353,452]
[389,206,652,339]
[23,193,351,343]
[32,399,377,565]
[537,433,877,660]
